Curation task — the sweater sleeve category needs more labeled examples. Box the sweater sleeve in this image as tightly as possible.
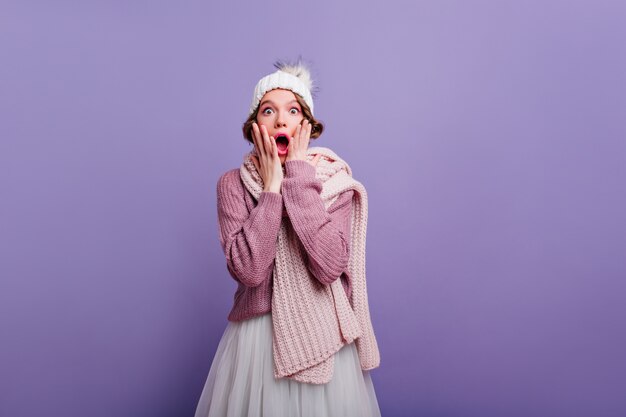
[281,160,353,286]
[217,170,283,287]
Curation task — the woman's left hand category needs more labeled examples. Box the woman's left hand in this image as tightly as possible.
[286,119,321,167]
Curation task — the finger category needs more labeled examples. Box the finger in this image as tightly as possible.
[299,120,309,146]
[302,119,310,140]
[296,122,302,138]
[270,135,279,158]
[286,128,297,156]
[304,121,312,146]
[251,122,259,148]
[297,120,308,152]
[269,136,277,158]
[299,120,306,139]
[252,122,265,155]
[261,125,273,156]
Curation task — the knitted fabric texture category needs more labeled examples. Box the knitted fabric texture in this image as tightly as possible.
[249,70,315,116]
[239,146,380,384]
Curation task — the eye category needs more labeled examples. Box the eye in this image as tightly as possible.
[290,107,300,115]
[262,107,274,115]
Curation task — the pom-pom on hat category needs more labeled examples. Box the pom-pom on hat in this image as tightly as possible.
[249,59,316,116]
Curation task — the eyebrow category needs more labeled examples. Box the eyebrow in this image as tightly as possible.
[259,99,300,107]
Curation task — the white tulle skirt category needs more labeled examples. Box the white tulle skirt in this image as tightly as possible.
[194,312,381,417]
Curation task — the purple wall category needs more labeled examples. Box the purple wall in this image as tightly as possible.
[2,1,625,416]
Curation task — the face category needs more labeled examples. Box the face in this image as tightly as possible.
[255,88,305,164]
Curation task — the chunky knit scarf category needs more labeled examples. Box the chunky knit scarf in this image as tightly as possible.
[239,146,380,384]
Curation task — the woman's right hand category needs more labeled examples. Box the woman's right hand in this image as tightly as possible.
[250,122,283,194]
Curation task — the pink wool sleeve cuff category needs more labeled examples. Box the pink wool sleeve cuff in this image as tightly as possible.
[284,159,316,178]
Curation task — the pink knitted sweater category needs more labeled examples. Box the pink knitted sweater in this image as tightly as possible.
[217,159,354,322]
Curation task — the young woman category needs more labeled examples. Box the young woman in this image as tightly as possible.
[194,60,381,417]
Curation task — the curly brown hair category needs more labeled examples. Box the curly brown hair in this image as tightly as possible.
[242,92,324,143]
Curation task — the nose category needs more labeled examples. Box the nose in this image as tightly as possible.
[275,111,287,128]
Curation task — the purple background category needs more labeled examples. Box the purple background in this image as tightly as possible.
[2,1,625,416]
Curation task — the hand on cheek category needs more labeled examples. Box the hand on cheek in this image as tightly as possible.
[286,119,312,163]
[250,122,283,193]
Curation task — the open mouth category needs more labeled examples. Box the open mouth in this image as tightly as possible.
[274,134,290,155]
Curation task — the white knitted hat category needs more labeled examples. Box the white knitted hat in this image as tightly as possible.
[249,60,315,116]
